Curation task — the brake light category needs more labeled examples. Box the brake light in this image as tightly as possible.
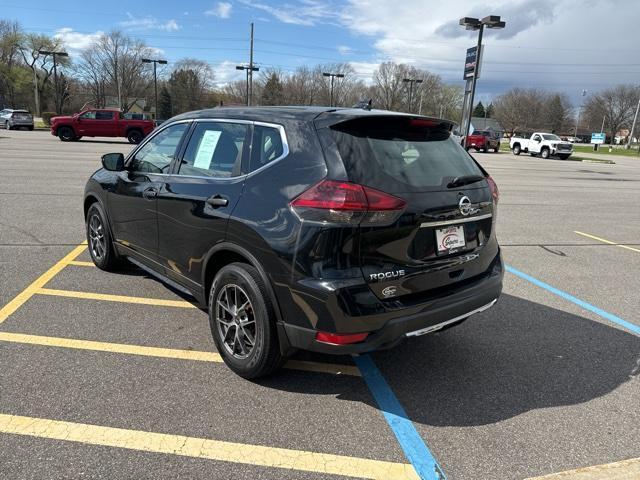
[486,175,499,204]
[315,331,369,345]
[290,179,406,226]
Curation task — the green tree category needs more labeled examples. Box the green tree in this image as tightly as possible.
[158,85,172,119]
[472,101,485,117]
[485,103,494,118]
[260,71,284,106]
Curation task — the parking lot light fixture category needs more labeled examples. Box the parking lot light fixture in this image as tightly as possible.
[236,64,260,106]
[142,58,168,120]
[322,72,345,107]
[459,15,505,148]
[402,78,423,113]
[38,50,69,115]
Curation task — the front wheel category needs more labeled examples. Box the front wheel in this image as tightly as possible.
[127,130,143,144]
[58,126,75,141]
[512,145,521,155]
[209,263,283,379]
[541,148,550,159]
[86,203,120,271]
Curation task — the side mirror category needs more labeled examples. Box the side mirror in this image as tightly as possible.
[101,153,125,171]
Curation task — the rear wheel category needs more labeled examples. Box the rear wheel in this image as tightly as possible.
[58,126,75,141]
[28,126,34,131]
[127,129,143,144]
[86,203,119,271]
[512,144,521,155]
[494,143,500,153]
[541,148,550,159]
[209,263,283,379]
[482,145,488,153]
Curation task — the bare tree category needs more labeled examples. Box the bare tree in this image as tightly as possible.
[583,85,639,144]
[0,20,28,108]
[372,62,406,111]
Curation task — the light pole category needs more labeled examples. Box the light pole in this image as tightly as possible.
[626,95,640,150]
[142,58,167,120]
[236,64,260,106]
[38,49,68,115]
[574,89,587,139]
[403,78,423,113]
[459,15,505,148]
[322,72,344,107]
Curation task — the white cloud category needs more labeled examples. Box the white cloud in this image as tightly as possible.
[53,28,103,51]
[239,0,337,26]
[337,45,352,55]
[205,2,233,18]
[120,13,181,31]
[212,60,246,86]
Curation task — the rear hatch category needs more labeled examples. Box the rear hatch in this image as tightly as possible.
[12,111,32,122]
[322,115,497,301]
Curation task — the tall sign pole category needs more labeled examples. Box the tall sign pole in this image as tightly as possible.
[248,22,254,106]
[463,29,483,148]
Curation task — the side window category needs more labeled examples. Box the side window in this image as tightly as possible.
[533,134,541,142]
[80,111,97,119]
[95,111,114,120]
[179,122,248,178]
[250,125,284,172]
[130,123,188,174]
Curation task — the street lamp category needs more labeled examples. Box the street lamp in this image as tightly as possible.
[459,15,505,148]
[402,78,423,113]
[38,49,68,115]
[142,58,167,120]
[574,89,587,139]
[323,72,345,107]
[236,64,259,106]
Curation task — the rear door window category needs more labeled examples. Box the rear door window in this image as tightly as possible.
[327,116,484,192]
[250,125,285,172]
[178,122,249,178]
[95,111,114,120]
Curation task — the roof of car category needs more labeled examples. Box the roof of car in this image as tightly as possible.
[3,109,30,113]
[171,106,452,126]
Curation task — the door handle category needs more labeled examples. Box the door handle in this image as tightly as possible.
[206,195,229,208]
[143,187,158,200]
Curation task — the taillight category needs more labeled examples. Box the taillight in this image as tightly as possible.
[315,331,369,345]
[290,179,406,226]
[486,175,499,204]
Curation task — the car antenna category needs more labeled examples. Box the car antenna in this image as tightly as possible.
[353,99,372,111]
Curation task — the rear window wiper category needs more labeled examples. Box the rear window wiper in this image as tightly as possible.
[447,175,485,188]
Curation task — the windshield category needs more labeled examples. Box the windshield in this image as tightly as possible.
[328,117,484,192]
[542,134,561,141]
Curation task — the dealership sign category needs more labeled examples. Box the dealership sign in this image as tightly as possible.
[464,46,482,80]
[591,132,606,144]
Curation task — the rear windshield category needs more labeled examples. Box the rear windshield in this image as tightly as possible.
[328,116,484,192]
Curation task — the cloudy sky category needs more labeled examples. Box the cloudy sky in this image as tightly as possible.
[4,0,638,104]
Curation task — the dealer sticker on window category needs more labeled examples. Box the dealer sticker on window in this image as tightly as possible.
[436,225,466,253]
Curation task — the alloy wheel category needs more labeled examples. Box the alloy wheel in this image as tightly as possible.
[216,284,256,359]
[88,214,106,261]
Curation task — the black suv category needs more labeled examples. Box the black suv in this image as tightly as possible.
[84,107,503,378]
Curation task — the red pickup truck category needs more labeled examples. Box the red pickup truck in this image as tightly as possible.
[463,130,501,153]
[50,109,155,144]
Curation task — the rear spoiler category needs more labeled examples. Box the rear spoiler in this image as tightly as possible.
[314,111,455,131]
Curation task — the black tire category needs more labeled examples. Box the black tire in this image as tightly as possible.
[512,144,521,155]
[482,146,488,153]
[541,148,550,159]
[86,202,120,271]
[28,126,34,131]
[494,143,500,153]
[209,263,283,379]
[58,126,75,141]
[558,154,570,160]
[127,130,143,144]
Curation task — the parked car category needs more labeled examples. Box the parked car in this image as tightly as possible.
[1,109,34,131]
[50,109,155,144]
[84,107,503,378]
[464,130,500,153]
[510,132,573,159]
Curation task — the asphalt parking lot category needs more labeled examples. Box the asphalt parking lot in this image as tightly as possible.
[0,129,638,480]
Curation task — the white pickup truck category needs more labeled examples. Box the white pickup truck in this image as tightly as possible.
[510,133,573,159]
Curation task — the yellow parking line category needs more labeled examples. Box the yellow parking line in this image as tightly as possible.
[0,413,418,479]
[67,260,95,267]
[34,288,197,309]
[0,243,87,324]
[574,231,640,253]
[525,457,640,479]
[0,331,360,376]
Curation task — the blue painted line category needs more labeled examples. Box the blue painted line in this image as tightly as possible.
[354,354,446,480]
[506,264,640,336]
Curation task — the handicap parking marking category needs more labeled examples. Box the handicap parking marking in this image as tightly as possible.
[574,231,640,254]
[0,243,87,324]
[0,413,419,480]
[0,331,361,377]
[506,264,640,336]
[355,355,446,480]
[34,287,197,308]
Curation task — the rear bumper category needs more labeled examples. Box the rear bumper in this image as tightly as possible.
[283,252,503,354]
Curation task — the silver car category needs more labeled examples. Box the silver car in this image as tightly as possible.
[1,109,34,131]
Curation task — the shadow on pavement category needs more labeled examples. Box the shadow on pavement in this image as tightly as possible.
[266,293,640,427]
